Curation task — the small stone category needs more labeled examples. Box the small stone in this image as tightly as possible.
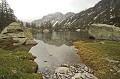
[110,69,113,72]
[70,66,75,69]
[11,69,17,74]
[100,41,105,44]
[75,69,79,73]
[49,53,54,56]
[46,75,50,78]
[78,70,82,73]
[55,67,69,75]
[65,74,69,78]
[118,64,120,67]
[88,68,94,73]
[80,73,86,79]
[61,64,69,67]
[99,71,106,75]
[72,77,75,79]
[74,64,81,68]
[80,64,86,69]
[81,68,86,73]
[73,73,81,79]
[84,66,89,72]
[117,70,120,73]
[93,75,98,79]
[68,72,73,76]
[85,72,93,78]
[75,49,78,51]
[44,60,47,62]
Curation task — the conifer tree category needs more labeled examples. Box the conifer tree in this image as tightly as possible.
[0,0,16,31]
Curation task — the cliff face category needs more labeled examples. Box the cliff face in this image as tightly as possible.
[59,0,120,30]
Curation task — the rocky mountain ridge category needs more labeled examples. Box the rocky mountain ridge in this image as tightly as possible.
[33,12,75,26]
[57,0,120,30]
[32,0,120,31]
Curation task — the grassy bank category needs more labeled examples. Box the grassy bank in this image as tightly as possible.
[0,39,42,79]
[74,40,120,79]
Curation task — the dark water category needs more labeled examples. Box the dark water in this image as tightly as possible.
[29,31,89,73]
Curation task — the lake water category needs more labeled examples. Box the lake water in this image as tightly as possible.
[29,31,89,73]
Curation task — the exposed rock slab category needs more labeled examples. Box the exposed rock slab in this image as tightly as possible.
[0,22,37,45]
[89,24,120,41]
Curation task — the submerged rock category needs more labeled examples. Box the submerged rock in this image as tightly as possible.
[100,41,105,44]
[0,22,37,45]
[89,24,120,41]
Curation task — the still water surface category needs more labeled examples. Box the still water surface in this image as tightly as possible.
[30,31,88,73]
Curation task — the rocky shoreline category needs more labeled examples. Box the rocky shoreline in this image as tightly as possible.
[41,64,98,79]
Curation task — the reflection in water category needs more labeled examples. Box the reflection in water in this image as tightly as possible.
[30,40,80,73]
[33,31,88,46]
[30,31,88,73]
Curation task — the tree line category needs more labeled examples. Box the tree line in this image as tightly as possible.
[0,0,16,31]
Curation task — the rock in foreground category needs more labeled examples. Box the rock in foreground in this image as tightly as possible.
[0,22,37,45]
[42,64,97,79]
[89,24,120,41]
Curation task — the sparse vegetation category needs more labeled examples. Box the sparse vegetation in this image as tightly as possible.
[74,40,120,79]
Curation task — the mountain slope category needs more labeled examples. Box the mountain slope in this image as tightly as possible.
[33,12,75,26]
[59,0,120,30]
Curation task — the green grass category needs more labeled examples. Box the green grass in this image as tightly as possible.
[0,26,43,79]
[74,40,120,79]
[91,41,120,59]
[0,48,42,79]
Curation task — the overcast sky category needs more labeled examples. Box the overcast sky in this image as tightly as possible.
[7,0,101,22]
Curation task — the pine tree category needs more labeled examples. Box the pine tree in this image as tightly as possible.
[0,0,16,31]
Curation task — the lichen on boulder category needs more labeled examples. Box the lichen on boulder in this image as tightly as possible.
[88,24,120,41]
[0,22,37,45]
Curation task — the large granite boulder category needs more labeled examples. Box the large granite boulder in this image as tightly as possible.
[0,22,37,45]
[88,24,120,41]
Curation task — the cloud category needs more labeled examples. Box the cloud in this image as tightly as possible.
[7,0,101,22]
[70,0,101,12]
